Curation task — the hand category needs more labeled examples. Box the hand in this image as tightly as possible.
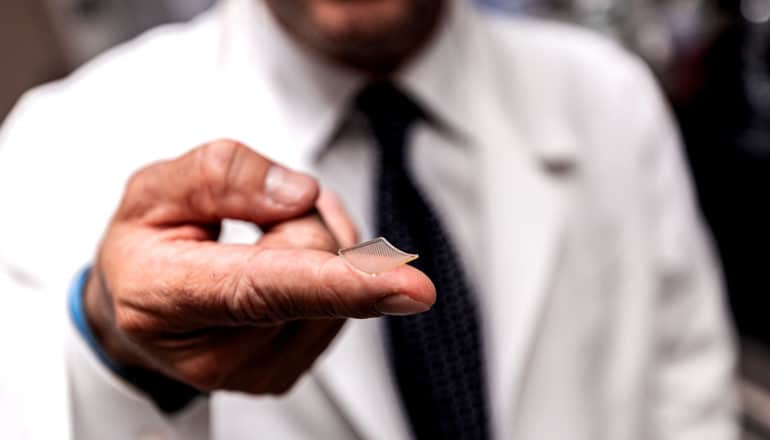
[84,140,435,395]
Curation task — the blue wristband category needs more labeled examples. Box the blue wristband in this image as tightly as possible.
[68,267,123,372]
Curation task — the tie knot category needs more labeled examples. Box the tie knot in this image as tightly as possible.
[354,82,425,158]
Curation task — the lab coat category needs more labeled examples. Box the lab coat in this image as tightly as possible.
[0,0,737,438]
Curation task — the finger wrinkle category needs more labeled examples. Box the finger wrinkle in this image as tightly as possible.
[318,257,381,319]
[232,249,280,324]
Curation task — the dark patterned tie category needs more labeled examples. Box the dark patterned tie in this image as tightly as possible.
[355,82,489,439]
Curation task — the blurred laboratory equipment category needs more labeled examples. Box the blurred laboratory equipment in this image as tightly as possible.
[0,0,214,121]
[45,0,215,67]
[0,0,67,120]
[677,0,770,360]
[479,0,726,88]
[484,0,770,344]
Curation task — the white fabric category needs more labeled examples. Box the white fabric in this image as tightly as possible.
[0,0,738,439]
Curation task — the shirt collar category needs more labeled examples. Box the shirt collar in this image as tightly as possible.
[395,0,475,142]
[216,0,474,162]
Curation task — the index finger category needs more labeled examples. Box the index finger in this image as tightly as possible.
[118,140,319,226]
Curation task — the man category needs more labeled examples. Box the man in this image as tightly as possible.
[0,0,737,438]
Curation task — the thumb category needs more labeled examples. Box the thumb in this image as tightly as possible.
[236,251,437,321]
[118,140,319,226]
[143,244,437,325]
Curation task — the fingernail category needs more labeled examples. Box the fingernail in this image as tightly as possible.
[375,295,431,316]
[264,165,316,206]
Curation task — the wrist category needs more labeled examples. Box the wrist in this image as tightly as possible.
[81,267,145,370]
[72,267,203,413]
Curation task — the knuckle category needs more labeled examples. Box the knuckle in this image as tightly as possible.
[120,162,174,220]
[122,167,155,213]
[206,138,245,152]
[125,166,152,194]
[196,140,249,196]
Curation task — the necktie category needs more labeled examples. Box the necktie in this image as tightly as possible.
[355,82,489,439]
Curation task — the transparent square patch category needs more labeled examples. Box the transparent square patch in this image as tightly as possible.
[338,237,418,275]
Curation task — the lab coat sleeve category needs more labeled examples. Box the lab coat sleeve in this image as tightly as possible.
[0,269,71,440]
[630,62,739,440]
[0,88,210,440]
[67,312,211,440]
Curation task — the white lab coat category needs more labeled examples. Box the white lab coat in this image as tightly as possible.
[0,0,737,438]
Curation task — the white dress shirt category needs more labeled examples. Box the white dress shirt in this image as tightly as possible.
[0,0,737,439]
[216,0,484,287]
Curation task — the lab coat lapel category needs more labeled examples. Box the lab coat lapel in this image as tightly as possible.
[479,133,573,436]
[314,319,412,440]
[470,40,577,438]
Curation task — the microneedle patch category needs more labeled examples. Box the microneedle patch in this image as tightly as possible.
[338,237,418,275]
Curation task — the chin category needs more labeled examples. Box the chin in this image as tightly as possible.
[266,0,444,73]
[309,0,412,42]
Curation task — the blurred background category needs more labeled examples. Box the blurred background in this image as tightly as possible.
[0,0,214,120]
[0,0,768,437]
